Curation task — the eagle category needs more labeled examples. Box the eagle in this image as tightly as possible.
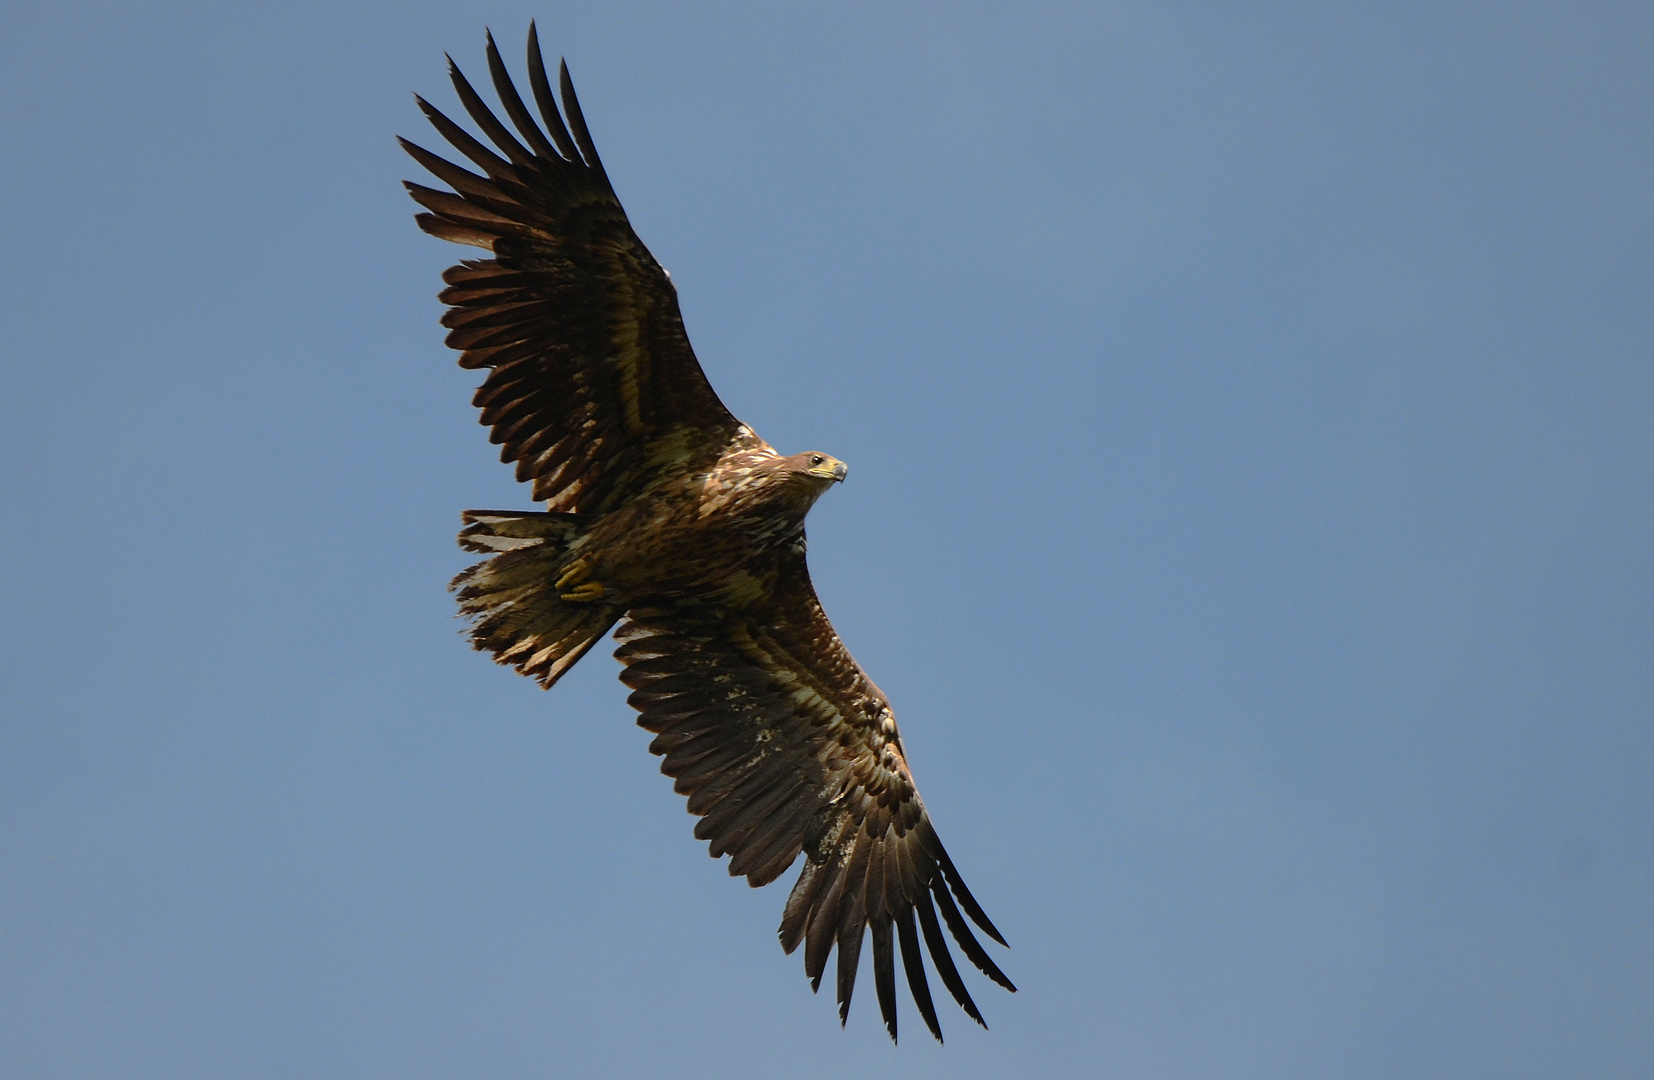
[401,24,1013,1043]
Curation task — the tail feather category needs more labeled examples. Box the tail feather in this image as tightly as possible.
[450,509,620,688]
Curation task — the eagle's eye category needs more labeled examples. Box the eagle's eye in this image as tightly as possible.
[810,454,824,467]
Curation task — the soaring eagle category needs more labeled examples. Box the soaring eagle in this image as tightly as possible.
[401,25,1013,1043]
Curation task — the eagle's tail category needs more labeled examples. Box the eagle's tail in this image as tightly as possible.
[449,510,621,689]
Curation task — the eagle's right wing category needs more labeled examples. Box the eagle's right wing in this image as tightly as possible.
[614,550,1014,1043]
[402,25,751,514]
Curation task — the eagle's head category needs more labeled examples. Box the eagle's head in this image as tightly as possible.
[751,450,846,521]
[710,448,847,535]
[791,451,848,486]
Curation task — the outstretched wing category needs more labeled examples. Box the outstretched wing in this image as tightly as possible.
[402,24,746,513]
[614,550,1014,1043]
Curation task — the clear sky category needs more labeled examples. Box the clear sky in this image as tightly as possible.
[2,3,1650,1077]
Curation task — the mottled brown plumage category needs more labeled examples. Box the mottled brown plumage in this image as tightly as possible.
[404,24,1013,1042]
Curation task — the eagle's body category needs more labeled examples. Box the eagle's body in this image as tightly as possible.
[403,25,1012,1043]
[579,441,846,607]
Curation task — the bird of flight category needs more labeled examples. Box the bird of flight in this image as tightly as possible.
[401,24,1013,1043]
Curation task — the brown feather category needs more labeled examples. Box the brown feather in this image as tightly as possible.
[779,857,825,955]
[932,875,1017,993]
[897,907,944,1043]
[915,885,986,1028]
[484,30,565,163]
[525,22,581,163]
[872,917,898,1042]
[446,55,539,170]
[805,854,848,992]
[834,836,871,1024]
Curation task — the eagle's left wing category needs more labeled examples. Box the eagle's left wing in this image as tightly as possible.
[401,26,747,515]
[614,552,1013,1043]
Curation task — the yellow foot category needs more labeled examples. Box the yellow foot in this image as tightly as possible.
[559,581,606,602]
[555,556,596,591]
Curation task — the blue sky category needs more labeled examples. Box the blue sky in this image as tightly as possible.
[2,3,1650,1077]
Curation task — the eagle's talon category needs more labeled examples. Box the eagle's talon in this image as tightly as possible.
[555,556,595,590]
[558,581,606,602]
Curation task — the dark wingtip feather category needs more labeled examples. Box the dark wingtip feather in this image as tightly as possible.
[932,877,1017,993]
[835,917,866,1028]
[803,855,849,994]
[483,26,563,163]
[445,50,536,169]
[872,918,899,1044]
[915,885,986,1028]
[778,860,822,955]
[898,907,944,1043]
[525,24,580,163]
[937,846,1009,947]
[413,93,514,179]
[558,58,609,181]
